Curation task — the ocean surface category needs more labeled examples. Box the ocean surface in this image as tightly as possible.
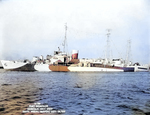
[0,70,150,115]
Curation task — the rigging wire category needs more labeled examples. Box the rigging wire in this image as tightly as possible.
[110,39,123,59]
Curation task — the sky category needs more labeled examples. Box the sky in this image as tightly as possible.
[0,0,149,64]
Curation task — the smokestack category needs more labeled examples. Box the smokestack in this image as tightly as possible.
[72,50,78,59]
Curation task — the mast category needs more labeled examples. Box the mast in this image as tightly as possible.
[106,29,111,61]
[63,23,67,53]
[126,39,131,65]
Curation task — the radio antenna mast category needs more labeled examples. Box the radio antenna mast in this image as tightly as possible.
[126,39,131,65]
[63,23,67,53]
[106,29,111,61]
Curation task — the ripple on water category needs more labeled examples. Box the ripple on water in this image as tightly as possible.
[0,72,150,115]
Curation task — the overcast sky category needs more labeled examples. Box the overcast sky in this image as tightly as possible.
[0,0,149,64]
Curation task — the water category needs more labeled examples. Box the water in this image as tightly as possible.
[0,71,150,115]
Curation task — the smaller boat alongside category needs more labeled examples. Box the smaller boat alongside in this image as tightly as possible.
[1,60,35,71]
[130,62,149,72]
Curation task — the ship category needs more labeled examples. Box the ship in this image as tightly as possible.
[48,25,134,72]
[1,60,35,71]
[48,49,134,72]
